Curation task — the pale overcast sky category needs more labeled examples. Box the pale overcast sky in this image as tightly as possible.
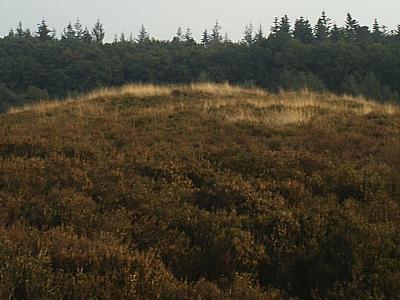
[0,0,398,41]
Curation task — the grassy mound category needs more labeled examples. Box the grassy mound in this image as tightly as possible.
[1,83,400,299]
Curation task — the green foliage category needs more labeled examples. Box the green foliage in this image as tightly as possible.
[1,14,400,113]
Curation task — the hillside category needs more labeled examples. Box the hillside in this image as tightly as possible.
[1,83,400,299]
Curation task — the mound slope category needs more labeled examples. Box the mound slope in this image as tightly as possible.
[1,84,400,299]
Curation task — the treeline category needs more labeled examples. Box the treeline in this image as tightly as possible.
[1,12,400,112]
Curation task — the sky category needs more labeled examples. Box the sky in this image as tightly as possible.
[0,0,399,42]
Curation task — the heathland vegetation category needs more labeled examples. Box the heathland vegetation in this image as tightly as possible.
[1,83,400,299]
[1,12,400,112]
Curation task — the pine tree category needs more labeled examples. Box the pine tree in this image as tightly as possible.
[24,28,32,39]
[279,15,291,34]
[293,16,314,43]
[91,19,105,43]
[201,29,210,46]
[173,27,184,43]
[210,21,223,44]
[355,26,371,42]
[372,19,384,42]
[74,19,84,40]
[62,23,75,40]
[82,27,93,43]
[243,22,254,46]
[36,19,53,41]
[16,21,24,38]
[270,17,280,36]
[137,25,150,43]
[120,32,126,43]
[345,13,359,40]
[254,24,264,42]
[315,11,331,42]
[7,28,15,38]
[330,24,344,42]
[184,27,195,45]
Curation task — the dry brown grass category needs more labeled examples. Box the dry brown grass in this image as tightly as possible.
[7,83,173,115]
[7,83,399,127]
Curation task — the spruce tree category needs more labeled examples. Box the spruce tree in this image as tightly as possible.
[201,29,210,46]
[120,32,126,43]
[24,29,32,39]
[74,19,84,40]
[7,29,14,38]
[330,24,344,42]
[173,27,184,43]
[36,19,53,41]
[270,17,280,36]
[82,27,93,43]
[210,21,223,44]
[137,25,150,43]
[293,16,314,43]
[315,11,331,42]
[345,13,359,40]
[355,26,371,43]
[16,21,24,38]
[184,27,195,45]
[254,24,264,42]
[372,19,384,42]
[91,19,105,43]
[243,22,254,46]
[62,23,75,40]
[279,15,291,34]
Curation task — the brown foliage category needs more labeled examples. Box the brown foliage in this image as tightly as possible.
[1,83,400,299]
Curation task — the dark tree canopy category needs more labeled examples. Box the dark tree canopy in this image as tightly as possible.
[0,13,400,113]
[91,19,105,43]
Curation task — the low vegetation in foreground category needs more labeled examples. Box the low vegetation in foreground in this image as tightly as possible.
[1,83,400,299]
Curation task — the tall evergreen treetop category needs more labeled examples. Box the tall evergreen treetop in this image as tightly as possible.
[345,13,359,40]
[315,11,331,41]
[36,19,53,41]
[294,16,314,43]
[74,19,84,39]
[254,24,264,42]
[16,22,24,38]
[62,23,75,40]
[91,19,105,43]
[7,28,14,38]
[210,21,223,44]
[173,27,184,43]
[201,29,210,46]
[137,25,150,43]
[279,15,291,34]
[119,32,126,43]
[184,27,195,45]
[330,24,344,41]
[81,27,92,43]
[372,19,386,42]
[243,22,254,46]
[270,17,280,36]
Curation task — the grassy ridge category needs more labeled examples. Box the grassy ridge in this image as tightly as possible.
[1,84,400,299]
